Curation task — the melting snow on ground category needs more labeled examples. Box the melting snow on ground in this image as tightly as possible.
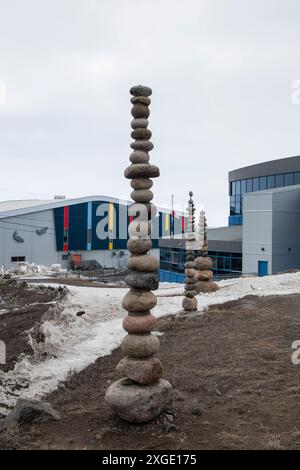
[1,271,300,414]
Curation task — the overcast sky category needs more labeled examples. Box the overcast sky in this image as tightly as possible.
[1,0,300,226]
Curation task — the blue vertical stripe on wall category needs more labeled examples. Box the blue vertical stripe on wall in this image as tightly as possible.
[53,207,64,251]
[87,202,92,250]
[68,203,88,251]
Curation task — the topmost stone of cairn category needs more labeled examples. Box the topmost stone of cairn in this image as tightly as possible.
[130,85,152,97]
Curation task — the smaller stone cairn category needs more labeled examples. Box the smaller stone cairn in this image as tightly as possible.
[105,85,171,423]
[194,210,219,294]
[182,191,198,312]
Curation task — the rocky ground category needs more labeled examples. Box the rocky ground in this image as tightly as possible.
[1,289,300,450]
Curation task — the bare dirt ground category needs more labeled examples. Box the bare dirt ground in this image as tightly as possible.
[0,279,64,372]
[1,291,300,450]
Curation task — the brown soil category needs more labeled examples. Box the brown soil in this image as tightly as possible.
[1,292,300,450]
[0,279,63,372]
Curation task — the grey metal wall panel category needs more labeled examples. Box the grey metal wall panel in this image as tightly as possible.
[229,155,300,182]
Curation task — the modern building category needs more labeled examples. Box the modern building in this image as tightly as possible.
[0,196,187,271]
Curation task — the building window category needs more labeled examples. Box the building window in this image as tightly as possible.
[11,256,25,262]
[260,176,267,190]
[284,173,294,186]
[294,172,300,185]
[241,180,247,194]
[267,175,275,189]
[275,174,284,188]
[246,178,253,193]
[61,254,69,260]
[253,177,260,192]
[235,180,241,195]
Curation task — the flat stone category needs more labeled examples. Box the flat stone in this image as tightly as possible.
[105,378,171,423]
[194,270,213,281]
[195,281,220,294]
[125,164,159,179]
[185,268,196,277]
[130,96,151,105]
[131,189,153,203]
[122,289,157,312]
[127,238,152,255]
[123,313,157,334]
[184,290,195,298]
[131,118,149,129]
[121,333,160,358]
[130,178,153,190]
[5,399,61,428]
[130,140,154,152]
[194,257,213,270]
[185,284,196,291]
[127,254,159,272]
[116,357,163,385]
[185,261,195,269]
[130,85,152,97]
[129,151,150,164]
[126,271,159,290]
[128,220,151,238]
[131,128,152,140]
[182,297,198,311]
[131,104,150,119]
[185,277,196,284]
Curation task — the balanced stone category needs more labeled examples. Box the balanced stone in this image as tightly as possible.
[131,118,149,129]
[129,201,157,216]
[121,333,160,358]
[116,357,162,385]
[185,261,196,269]
[127,238,152,255]
[185,268,196,277]
[129,151,150,164]
[194,270,213,281]
[184,291,195,299]
[130,140,154,152]
[185,277,197,284]
[130,178,153,190]
[122,289,157,312]
[105,378,171,423]
[131,128,152,140]
[126,271,159,290]
[125,164,159,179]
[131,189,153,203]
[123,313,157,334]
[131,104,150,119]
[182,297,197,311]
[195,280,220,294]
[127,254,159,272]
[130,85,152,97]
[194,257,213,270]
[130,96,151,106]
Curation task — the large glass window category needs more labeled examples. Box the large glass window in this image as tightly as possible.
[284,173,294,186]
[241,180,247,194]
[260,176,267,190]
[235,180,241,195]
[230,196,236,215]
[267,175,275,189]
[275,174,284,188]
[235,200,241,215]
[253,178,260,192]
[246,178,253,192]
[294,172,300,185]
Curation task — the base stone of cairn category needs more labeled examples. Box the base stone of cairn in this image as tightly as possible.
[105,84,171,423]
[194,214,219,293]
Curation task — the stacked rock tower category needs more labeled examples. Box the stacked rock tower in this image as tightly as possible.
[105,85,171,423]
[182,191,198,312]
[194,210,219,294]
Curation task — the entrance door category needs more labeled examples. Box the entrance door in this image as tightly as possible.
[258,260,268,277]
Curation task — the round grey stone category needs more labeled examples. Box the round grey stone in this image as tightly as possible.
[131,128,152,140]
[131,189,153,203]
[124,164,159,179]
[127,238,152,255]
[105,378,172,423]
[130,85,152,97]
[130,96,151,106]
[130,178,153,190]
[129,151,150,164]
[121,333,159,358]
[131,104,150,119]
[127,254,159,272]
[131,118,149,129]
[122,289,157,311]
[126,271,159,290]
[130,140,154,152]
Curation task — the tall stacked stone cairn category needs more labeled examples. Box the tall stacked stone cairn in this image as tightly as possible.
[194,210,219,294]
[182,191,198,312]
[105,85,172,423]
